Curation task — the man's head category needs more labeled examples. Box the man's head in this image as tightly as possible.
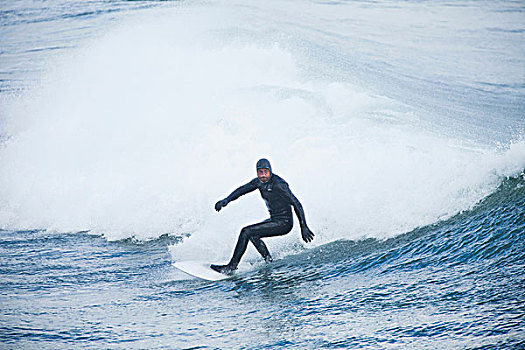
[256,158,272,183]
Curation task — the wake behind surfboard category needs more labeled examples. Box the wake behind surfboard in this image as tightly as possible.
[173,261,232,281]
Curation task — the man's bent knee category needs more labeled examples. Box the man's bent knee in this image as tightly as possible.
[240,227,251,240]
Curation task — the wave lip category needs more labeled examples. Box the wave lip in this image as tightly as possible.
[252,172,525,284]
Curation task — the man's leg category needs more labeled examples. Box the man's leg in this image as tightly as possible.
[211,219,292,274]
[228,219,292,267]
[247,218,273,262]
[250,236,273,263]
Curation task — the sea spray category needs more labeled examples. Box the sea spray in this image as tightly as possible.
[0,7,523,263]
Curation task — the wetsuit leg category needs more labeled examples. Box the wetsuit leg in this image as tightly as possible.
[250,236,273,262]
[227,219,292,268]
[249,218,273,262]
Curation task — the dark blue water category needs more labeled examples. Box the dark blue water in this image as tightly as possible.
[1,0,524,348]
[1,175,523,349]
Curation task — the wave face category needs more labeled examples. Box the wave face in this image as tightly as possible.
[0,1,524,348]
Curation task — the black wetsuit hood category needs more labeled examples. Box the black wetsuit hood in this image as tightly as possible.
[256,158,272,174]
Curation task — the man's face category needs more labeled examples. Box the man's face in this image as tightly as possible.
[257,168,271,183]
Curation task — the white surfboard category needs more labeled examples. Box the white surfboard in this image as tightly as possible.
[173,261,233,281]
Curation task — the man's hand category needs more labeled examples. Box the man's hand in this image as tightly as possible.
[301,226,315,243]
[214,199,229,212]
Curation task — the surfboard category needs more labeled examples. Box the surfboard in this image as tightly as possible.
[173,261,233,281]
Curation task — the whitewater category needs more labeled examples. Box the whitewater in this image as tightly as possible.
[0,0,524,349]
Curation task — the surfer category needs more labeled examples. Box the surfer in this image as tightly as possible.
[211,158,314,275]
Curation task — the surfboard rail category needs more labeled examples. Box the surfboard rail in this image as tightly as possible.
[173,261,232,281]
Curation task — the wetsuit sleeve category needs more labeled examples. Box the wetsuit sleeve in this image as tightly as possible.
[278,181,308,228]
[225,179,258,203]
[290,191,308,228]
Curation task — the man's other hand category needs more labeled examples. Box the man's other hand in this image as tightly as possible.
[301,226,315,243]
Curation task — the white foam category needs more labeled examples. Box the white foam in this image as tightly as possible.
[0,6,523,263]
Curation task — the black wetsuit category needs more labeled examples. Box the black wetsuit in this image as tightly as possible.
[224,173,307,267]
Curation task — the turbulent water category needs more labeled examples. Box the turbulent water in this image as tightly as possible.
[1,0,524,348]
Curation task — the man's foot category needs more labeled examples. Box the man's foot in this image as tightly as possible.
[264,256,273,263]
[210,264,237,275]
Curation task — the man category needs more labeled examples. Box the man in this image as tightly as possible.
[211,158,315,275]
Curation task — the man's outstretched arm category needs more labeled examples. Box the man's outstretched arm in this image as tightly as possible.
[215,179,258,212]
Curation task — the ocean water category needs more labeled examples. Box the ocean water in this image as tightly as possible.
[0,0,524,349]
